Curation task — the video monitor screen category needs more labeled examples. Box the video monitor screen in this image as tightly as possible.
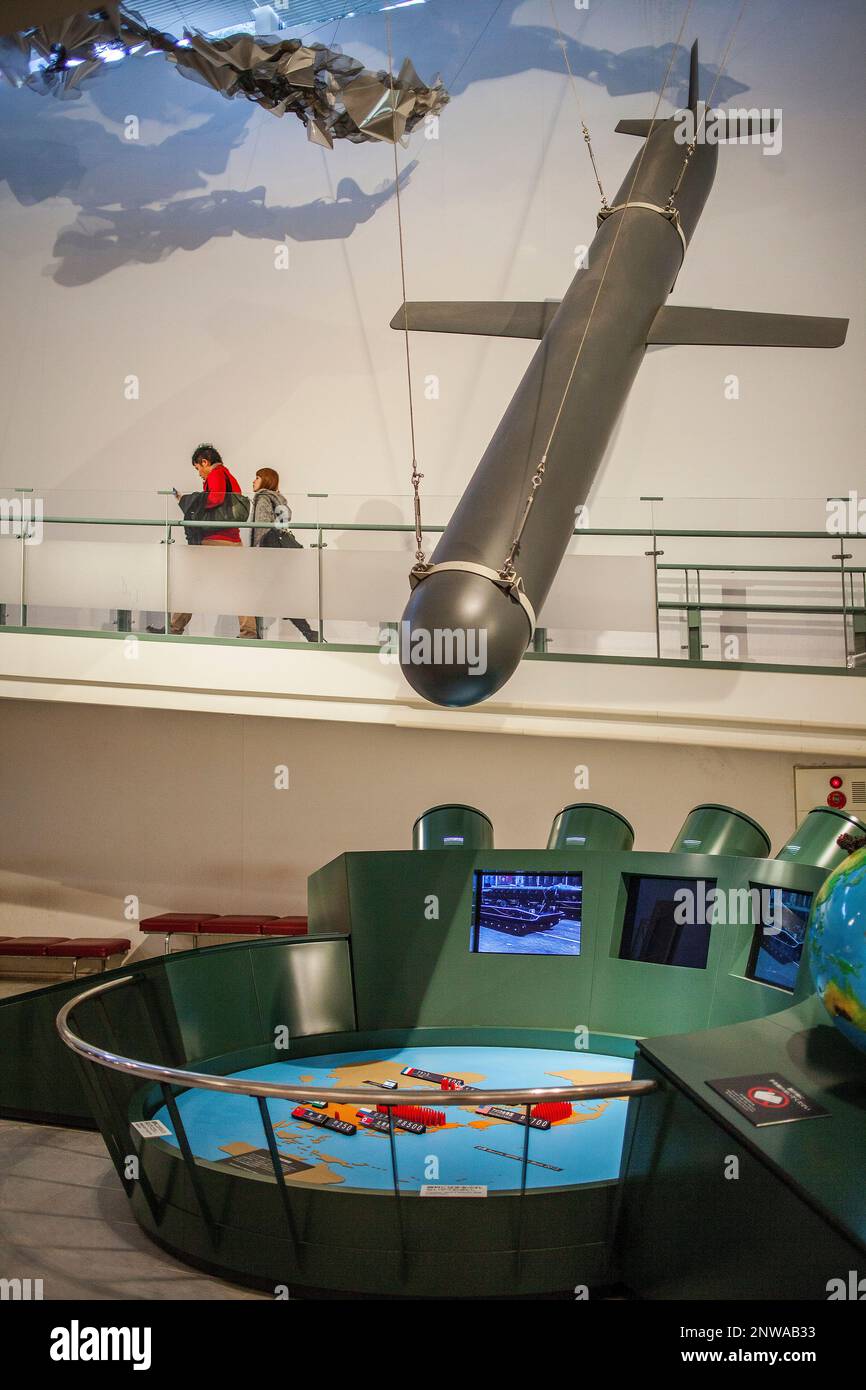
[746,886,813,991]
[619,875,717,970]
[470,872,583,956]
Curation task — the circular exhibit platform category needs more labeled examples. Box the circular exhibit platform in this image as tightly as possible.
[151,1044,633,1194]
[126,1030,637,1298]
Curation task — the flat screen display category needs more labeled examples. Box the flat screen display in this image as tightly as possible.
[746,885,812,991]
[619,875,717,970]
[470,872,583,956]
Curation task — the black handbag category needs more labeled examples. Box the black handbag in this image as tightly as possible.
[178,490,207,544]
[261,528,303,549]
[210,487,251,524]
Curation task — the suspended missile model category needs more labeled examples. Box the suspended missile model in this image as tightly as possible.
[391,42,848,707]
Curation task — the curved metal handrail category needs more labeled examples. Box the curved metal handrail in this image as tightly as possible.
[55,975,656,1109]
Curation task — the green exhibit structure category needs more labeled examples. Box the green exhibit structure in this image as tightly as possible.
[775,805,866,869]
[670,803,772,858]
[412,803,494,850]
[0,800,863,1299]
[616,995,866,1299]
[547,802,635,852]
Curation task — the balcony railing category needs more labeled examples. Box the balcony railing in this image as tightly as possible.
[1,489,864,674]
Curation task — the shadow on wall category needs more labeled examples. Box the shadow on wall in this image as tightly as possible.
[0,63,417,285]
[50,165,418,287]
[0,3,750,285]
[0,57,252,206]
[425,0,749,104]
[333,498,414,551]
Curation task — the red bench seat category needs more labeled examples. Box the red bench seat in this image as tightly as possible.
[261,918,308,937]
[202,915,278,934]
[138,913,285,953]
[0,937,69,955]
[42,937,131,979]
[0,936,130,977]
[140,913,220,931]
[44,938,130,958]
[140,913,220,953]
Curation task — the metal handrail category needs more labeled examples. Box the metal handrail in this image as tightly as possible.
[7,514,866,540]
[659,562,866,573]
[660,600,866,615]
[55,975,655,1109]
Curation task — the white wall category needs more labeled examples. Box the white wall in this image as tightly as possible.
[0,694,859,945]
[0,0,861,532]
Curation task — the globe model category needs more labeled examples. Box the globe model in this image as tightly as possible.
[807,846,866,1054]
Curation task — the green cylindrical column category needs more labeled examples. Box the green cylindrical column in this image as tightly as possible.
[412,804,494,851]
[671,804,771,858]
[547,803,635,852]
[775,806,866,871]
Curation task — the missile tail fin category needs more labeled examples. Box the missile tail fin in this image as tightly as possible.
[614,119,655,137]
[688,39,699,116]
[649,305,848,349]
[390,301,560,340]
[617,42,699,135]
[715,113,780,138]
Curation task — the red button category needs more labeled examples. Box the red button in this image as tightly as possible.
[829,775,844,790]
[827,790,847,809]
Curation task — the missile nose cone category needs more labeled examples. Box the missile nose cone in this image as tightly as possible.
[398,569,531,707]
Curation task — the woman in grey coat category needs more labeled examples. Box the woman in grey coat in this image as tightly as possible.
[249,468,317,641]
[250,468,290,547]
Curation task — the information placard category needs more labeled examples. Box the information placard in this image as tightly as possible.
[706,1073,830,1126]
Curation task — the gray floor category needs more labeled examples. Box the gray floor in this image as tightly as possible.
[0,1118,267,1300]
[0,977,63,1000]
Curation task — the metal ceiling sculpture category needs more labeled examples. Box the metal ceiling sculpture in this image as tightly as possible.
[0,3,449,147]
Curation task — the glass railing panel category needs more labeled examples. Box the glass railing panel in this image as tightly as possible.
[695,609,847,667]
[538,626,662,661]
[169,538,320,641]
[651,495,843,534]
[308,493,458,531]
[0,531,21,623]
[21,525,168,634]
[565,496,653,558]
[23,488,175,523]
[315,528,414,648]
[538,553,659,660]
[657,566,862,668]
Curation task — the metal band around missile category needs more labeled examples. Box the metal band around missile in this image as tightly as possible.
[409,560,537,637]
[597,200,688,267]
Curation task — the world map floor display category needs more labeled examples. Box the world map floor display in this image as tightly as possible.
[152,1046,634,1192]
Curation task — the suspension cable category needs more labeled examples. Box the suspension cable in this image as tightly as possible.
[547,0,609,210]
[407,0,606,583]
[385,14,426,569]
[499,0,696,584]
[666,0,751,212]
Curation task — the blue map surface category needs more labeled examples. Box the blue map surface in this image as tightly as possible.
[153,1046,633,1192]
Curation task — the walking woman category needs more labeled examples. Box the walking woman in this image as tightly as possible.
[249,468,317,642]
